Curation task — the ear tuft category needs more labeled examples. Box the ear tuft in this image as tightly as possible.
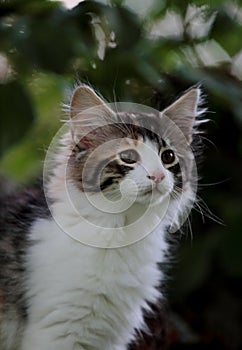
[161,87,203,144]
[69,85,116,148]
[70,85,106,119]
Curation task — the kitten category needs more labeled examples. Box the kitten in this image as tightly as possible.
[0,85,205,350]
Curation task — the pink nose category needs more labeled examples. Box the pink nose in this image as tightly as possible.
[147,172,165,184]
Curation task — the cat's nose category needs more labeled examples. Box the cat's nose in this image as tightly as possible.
[147,172,165,184]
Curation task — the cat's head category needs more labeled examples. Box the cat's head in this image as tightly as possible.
[63,85,205,228]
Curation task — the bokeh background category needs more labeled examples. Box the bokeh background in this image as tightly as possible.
[0,0,242,349]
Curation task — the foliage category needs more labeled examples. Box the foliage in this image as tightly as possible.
[0,0,242,348]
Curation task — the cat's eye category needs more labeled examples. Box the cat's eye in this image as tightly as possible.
[119,149,140,164]
[161,149,175,165]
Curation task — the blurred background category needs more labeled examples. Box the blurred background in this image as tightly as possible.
[0,0,242,349]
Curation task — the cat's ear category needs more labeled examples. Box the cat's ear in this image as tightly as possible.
[69,85,115,149]
[70,85,112,119]
[161,87,202,144]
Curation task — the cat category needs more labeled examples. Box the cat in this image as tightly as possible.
[0,85,205,350]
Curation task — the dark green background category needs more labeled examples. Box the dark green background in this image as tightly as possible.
[0,0,241,349]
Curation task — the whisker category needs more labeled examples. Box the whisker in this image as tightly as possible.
[194,196,224,225]
[198,135,218,151]
[186,215,193,240]
[198,178,231,187]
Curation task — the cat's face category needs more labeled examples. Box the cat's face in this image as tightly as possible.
[67,85,203,210]
[83,135,179,206]
[112,138,178,204]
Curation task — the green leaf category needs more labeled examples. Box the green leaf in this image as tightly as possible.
[211,10,242,56]
[105,5,142,50]
[10,9,78,73]
[0,80,35,157]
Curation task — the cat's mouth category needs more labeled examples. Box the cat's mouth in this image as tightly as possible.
[143,186,163,196]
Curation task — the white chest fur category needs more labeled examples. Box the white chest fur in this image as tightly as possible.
[21,204,168,350]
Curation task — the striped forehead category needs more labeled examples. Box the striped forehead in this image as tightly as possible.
[116,112,164,148]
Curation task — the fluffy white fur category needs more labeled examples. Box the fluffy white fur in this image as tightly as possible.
[20,200,168,350]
